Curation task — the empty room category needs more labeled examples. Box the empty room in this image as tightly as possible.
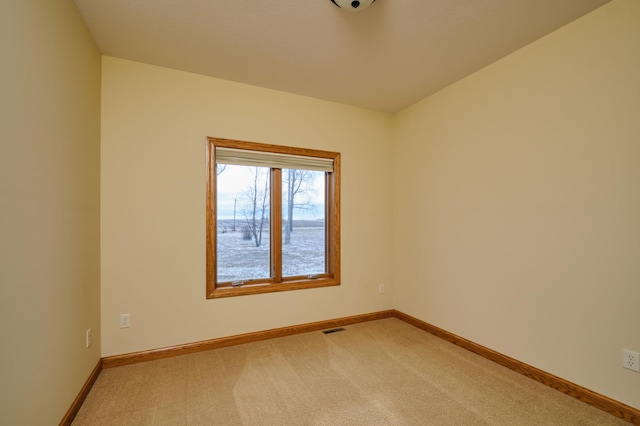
[2,0,639,424]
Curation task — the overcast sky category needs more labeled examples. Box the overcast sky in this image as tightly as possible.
[216,165,325,220]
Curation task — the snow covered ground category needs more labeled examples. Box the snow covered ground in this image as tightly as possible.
[216,220,325,282]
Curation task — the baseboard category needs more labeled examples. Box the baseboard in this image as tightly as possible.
[102,310,395,368]
[391,310,640,425]
[59,359,102,426]
[70,309,639,425]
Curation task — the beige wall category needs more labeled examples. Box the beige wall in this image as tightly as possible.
[0,1,101,424]
[392,0,640,409]
[100,57,394,357]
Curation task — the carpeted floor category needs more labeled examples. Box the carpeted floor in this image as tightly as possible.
[73,318,629,425]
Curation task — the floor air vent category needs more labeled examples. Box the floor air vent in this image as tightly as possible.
[322,327,346,334]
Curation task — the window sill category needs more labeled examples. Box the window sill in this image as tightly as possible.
[207,278,340,299]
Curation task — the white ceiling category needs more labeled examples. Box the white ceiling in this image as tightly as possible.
[75,0,610,113]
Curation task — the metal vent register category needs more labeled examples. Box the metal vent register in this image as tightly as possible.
[322,328,346,334]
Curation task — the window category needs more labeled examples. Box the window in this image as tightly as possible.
[206,137,340,298]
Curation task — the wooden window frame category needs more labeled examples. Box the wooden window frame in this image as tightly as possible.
[206,137,340,299]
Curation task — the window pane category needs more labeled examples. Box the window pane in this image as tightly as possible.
[216,164,270,282]
[282,169,325,277]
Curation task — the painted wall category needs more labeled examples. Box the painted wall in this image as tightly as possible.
[392,0,640,409]
[0,1,102,424]
[100,57,393,357]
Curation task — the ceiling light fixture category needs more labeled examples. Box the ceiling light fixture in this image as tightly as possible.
[331,0,377,13]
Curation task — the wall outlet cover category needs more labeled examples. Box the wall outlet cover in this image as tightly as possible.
[623,349,640,372]
[120,313,131,328]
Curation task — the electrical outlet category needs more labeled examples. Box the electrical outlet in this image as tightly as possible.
[378,284,385,294]
[120,313,130,328]
[86,328,92,348]
[623,349,640,372]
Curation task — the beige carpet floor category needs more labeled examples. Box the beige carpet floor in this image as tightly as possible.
[73,318,629,425]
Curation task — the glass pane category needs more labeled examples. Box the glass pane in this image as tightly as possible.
[282,169,325,277]
[216,164,270,283]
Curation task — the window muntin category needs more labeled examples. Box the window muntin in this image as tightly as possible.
[206,137,340,298]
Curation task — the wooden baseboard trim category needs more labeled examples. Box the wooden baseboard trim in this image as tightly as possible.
[102,310,395,369]
[391,310,640,425]
[59,359,102,426]
[95,309,638,424]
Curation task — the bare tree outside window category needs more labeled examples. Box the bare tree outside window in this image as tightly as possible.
[242,167,269,248]
[283,168,317,245]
